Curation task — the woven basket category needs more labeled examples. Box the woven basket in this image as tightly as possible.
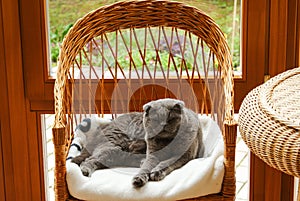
[52,0,237,200]
[239,67,300,178]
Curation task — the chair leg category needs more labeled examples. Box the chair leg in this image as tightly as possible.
[53,127,68,201]
[222,122,238,199]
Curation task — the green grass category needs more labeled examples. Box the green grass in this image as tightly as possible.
[48,0,240,69]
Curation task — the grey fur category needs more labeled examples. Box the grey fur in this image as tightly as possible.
[72,112,146,176]
[132,98,204,188]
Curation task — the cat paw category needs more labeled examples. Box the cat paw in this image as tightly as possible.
[80,164,93,177]
[132,173,149,188]
[149,170,166,181]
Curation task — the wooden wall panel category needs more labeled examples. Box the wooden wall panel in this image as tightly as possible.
[0,0,7,199]
[0,0,44,200]
[268,0,288,75]
[264,166,282,201]
[234,0,267,112]
[0,0,20,199]
[0,2,31,199]
[294,0,299,65]
[298,0,300,65]
[286,0,299,69]
[268,0,299,73]
[0,120,6,201]
[298,0,300,66]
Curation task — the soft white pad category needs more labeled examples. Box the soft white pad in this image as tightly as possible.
[66,115,224,201]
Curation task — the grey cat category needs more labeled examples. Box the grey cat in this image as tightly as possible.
[71,112,147,177]
[132,98,204,188]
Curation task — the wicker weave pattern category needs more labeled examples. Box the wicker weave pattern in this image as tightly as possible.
[53,0,234,129]
[52,1,237,200]
[260,67,300,129]
[239,67,300,178]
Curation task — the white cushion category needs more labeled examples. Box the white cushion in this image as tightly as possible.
[66,115,224,201]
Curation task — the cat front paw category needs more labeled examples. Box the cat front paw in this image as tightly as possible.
[132,173,149,188]
[80,163,94,177]
[149,170,166,181]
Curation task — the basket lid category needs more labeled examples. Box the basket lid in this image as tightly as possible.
[259,67,300,129]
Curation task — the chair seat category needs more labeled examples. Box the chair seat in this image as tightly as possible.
[66,115,225,201]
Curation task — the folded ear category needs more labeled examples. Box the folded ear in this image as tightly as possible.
[172,100,184,111]
[172,103,184,111]
[176,100,185,107]
[143,103,151,113]
[77,118,91,133]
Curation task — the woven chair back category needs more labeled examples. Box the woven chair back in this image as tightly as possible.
[53,0,233,132]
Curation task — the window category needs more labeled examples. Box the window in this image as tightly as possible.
[47,0,242,77]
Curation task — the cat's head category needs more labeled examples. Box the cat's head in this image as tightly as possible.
[143,98,184,138]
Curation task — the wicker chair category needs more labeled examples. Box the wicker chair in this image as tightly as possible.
[52,0,237,200]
